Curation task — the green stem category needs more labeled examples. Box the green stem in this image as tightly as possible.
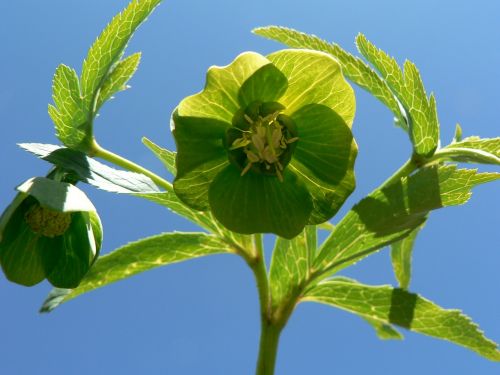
[246,234,281,375]
[378,156,419,189]
[250,234,270,322]
[256,320,282,375]
[91,141,173,191]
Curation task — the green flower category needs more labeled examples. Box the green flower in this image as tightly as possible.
[0,177,102,288]
[172,49,357,238]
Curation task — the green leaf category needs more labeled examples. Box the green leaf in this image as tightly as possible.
[252,26,407,130]
[48,64,90,151]
[142,137,177,175]
[288,104,357,223]
[40,232,232,312]
[314,165,499,277]
[208,165,313,239]
[303,279,500,360]
[324,276,403,340]
[391,220,426,289]
[267,49,355,126]
[441,136,500,165]
[19,143,160,193]
[81,0,162,110]
[136,191,218,232]
[453,123,463,142]
[136,191,254,257]
[356,34,440,157]
[96,52,141,110]
[177,52,271,123]
[269,230,311,308]
[362,316,404,340]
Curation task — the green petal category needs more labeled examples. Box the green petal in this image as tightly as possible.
[43,212,95,288]
[177,52,271,123]
[16,177,96,213]
[208,165,312,239]
[290,104,357,223]
[0,197,46,286]
[237,63,288,107]
[172,113,229,210]
[267,49,356,126]
[88,211,103,262]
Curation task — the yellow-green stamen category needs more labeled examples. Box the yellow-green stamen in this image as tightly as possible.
[230,111,298,182]
[25,205,72,237]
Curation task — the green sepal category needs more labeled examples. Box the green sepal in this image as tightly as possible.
[43,212,97,289]
[289,104,357,223]
[208,165,312,239]
[172,112,230,210]
[0,196,46,286]
[267,49,356,126]
[16,177,96,213]
[177,52,272,123]
[237,63,288,107]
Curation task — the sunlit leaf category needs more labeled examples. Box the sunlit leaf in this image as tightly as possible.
[96,52,142,110]
[81,0,162,110]
[269,230,311,308]
[313,165,499,277]
[19,143,159,193]
[304,279,500,360]
[48,64,90,151]
[142,137,177,175]
[40,232,232,312]
[253,26,407,130]
[391,219,426,289]
[441,136,500,165]
[356,34,439,157]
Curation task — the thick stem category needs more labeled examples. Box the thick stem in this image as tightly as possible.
[256,320,282,375]
[246,234,281,375]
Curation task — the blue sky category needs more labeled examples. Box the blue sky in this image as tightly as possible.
[0,1,499,374]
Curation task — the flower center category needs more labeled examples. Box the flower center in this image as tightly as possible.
[227,101,298,181]
[25,204,72,237]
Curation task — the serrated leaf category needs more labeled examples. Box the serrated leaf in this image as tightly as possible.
[252,26,407,130]
[142,137,177,175]
[356,34,439,157]
[441,136,500,165]
[269,230,312,308]
[81,0,162,110]
[324,276,403,340]
[49,64,90,150]
[303,279,500,360]
[96,52,141,110]
[136,191,216,230]
[391,220,426,289]
[19,143,159,193]
[40,232,232,312]
[313,165,499,277]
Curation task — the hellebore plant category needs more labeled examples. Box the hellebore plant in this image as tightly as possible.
[1,1,499,374]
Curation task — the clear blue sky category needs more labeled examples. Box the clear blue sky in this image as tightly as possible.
[1,1,499,374]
